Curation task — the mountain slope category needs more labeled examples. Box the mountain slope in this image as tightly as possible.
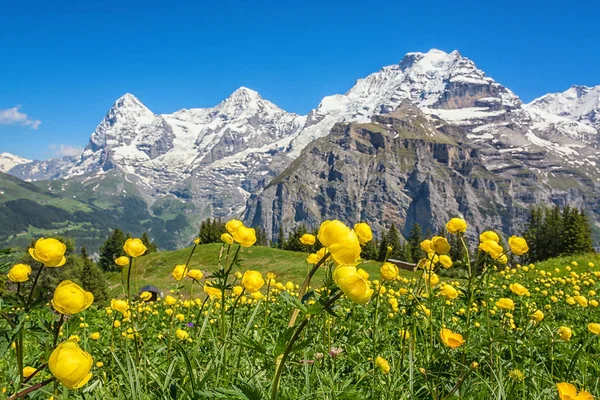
[0,153,31,173]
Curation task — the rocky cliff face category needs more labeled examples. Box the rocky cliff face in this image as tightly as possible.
[244,104,600,240]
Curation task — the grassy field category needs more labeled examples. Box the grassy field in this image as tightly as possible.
[107,243,415,295]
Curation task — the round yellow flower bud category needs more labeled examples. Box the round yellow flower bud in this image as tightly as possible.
[439,284,458,300]
[307,247,326,264]
[380,262,399,281]
[588,323,600,335]
[509,283,529,296]
[140,291,152,301]
[89,332,100,340]
[52,280,93,316]
[7,264,32,283]
[123,238,147,258]
[111,299,129,313]
[317,220,351,247]
[353,223,373,245]
[242,270,265,293]
[328,229,361,266]
[48,340,93,389]
[233,226,257,247]
[299,233,316,245]
[438,255,453,269]
[29,238,67,267]
[115,256,129,267]
[558,326,572,341]
[175,329,189,340]
[23,366,36,378]
[171,264,187,281]
[496,298,515,310]
[221,233,234,245]
[446,218,467,234]
[113,320,121,328]
[508,236,529,256]
[225,219,244,235]
[375,356,390,373]
[431,236,451,255]
[204,284,222,299]
[187,269,203,281]
[479,230,500,243]
[164,295,177,306]
[333,265,373,304]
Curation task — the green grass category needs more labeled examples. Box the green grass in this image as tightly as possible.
[107,243,414,295]
[530,252,600,274]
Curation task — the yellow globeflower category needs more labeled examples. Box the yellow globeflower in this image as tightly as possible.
[558,326,572,341]
[307,247,327,264]
[479,240,504,259]
[424,272,440,286]
[242,270,265,293]
[225,219,244,235]
[420,239,433,253]
[29,238,67,267]
[440,328,465,348]
[171,264,187,281]
[439,255,453,269]
[575,296,589,307]
[439,284,459,300]
[23,366,36,378]
[317,220,351,247]
[531,310,544,323]
[431,236,451,255]
[508,236,529,256]
[480,231,500,243]
[89,332,100,340]
[52,281,94,316]
[588,323,600,335]
[328,229,362,266]
[139,291,152,301]
[496,298,515,310]
[375,356,390,373]
[115,256,129,267]
[48,340,93,389]
[509,283,529,296]
[333,265,373,304]
[7,264,32,283]
[233,226,257,247]
[380,262,399,281]
[221,233,234,245]
[111,299,129,313]
[353,223,373,245]
[187,269,203,281]
[175,329,189,340]
[556,382,593,400]
[123,238,147,258]
[299,233,316,245]
[164,295,177,306]
[204,284,222,299]
[446,218,467,234]
[232,286,244,296]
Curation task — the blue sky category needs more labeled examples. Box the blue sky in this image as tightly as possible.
[1,0,599,160]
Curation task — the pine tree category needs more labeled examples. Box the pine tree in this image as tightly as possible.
[387,223,403,260]
[276,226,285,249]
[377,231,389,262]
[98,229,126,272]
[406,223,423,262]
[141,232,157,253]
[362,238,379,260]
[79,247,108,304]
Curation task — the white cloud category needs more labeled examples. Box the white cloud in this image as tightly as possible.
[0,105,41,129]
[49,144,83,157]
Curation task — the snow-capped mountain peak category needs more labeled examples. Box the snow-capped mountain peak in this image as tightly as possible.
[527,85,600,130]
[0,152,31,173]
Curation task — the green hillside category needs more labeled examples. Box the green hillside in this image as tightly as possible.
[106,243,412,295]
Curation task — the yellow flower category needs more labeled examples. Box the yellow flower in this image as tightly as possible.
[556,382,593,400]
[446,218,467,234]
[187,269,203,281]
[479,231,500,243]
[399,329,410,340]
[23,366,36,378]
[353,223,373,245]
[123,238,147,258]
[233,286,244,296]
[233,226,257,247]
[48,340,93,389]
[175,313,185,322]
[439,284,459,300]
[496,298,515,310]
[588,323,600,335]
[193,237,201,245]
[299,233,316,245]
[357,268,369,280]
[333,265,373,304]
[438,255,453,269]
[225,219,244,234]
[424,272,440,286]
[29,238,67,267]
[111,299,129,313]
[509,283,529,296]
[440,328,465,348]
[89,332,100,340]
[171,264,187,281]
[164,295,177,306]
[140,291,152,301]
[175,329,189,340]
[431,236,451,255]
[52,280,94,316]
[96,362,104,368]
[242,270,265,293]
[575,296,589,307]
[221,233,234,245]
[531,310,544,323]
[7,263,32,283]
[479,240,504,259]
[380,262,399,281]
[204,284,222,299]
[115,256,129,267]
[328,229,361,265]
[375,356,390,373]
[307,247,327,264]
[558,326,572,341]
[420,239,433,253]
[508,236,529,256]
[317,220,351,247]
[113,320,121,328]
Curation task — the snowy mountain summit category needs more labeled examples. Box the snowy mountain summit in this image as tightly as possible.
[0,152,31,173]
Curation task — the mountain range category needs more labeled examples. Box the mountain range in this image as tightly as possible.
[2,49,599,250]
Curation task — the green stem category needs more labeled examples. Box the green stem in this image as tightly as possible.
[8,377,56,400]
[126,258,133,304]
[288,252,331,328]
[25,263,44,310]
